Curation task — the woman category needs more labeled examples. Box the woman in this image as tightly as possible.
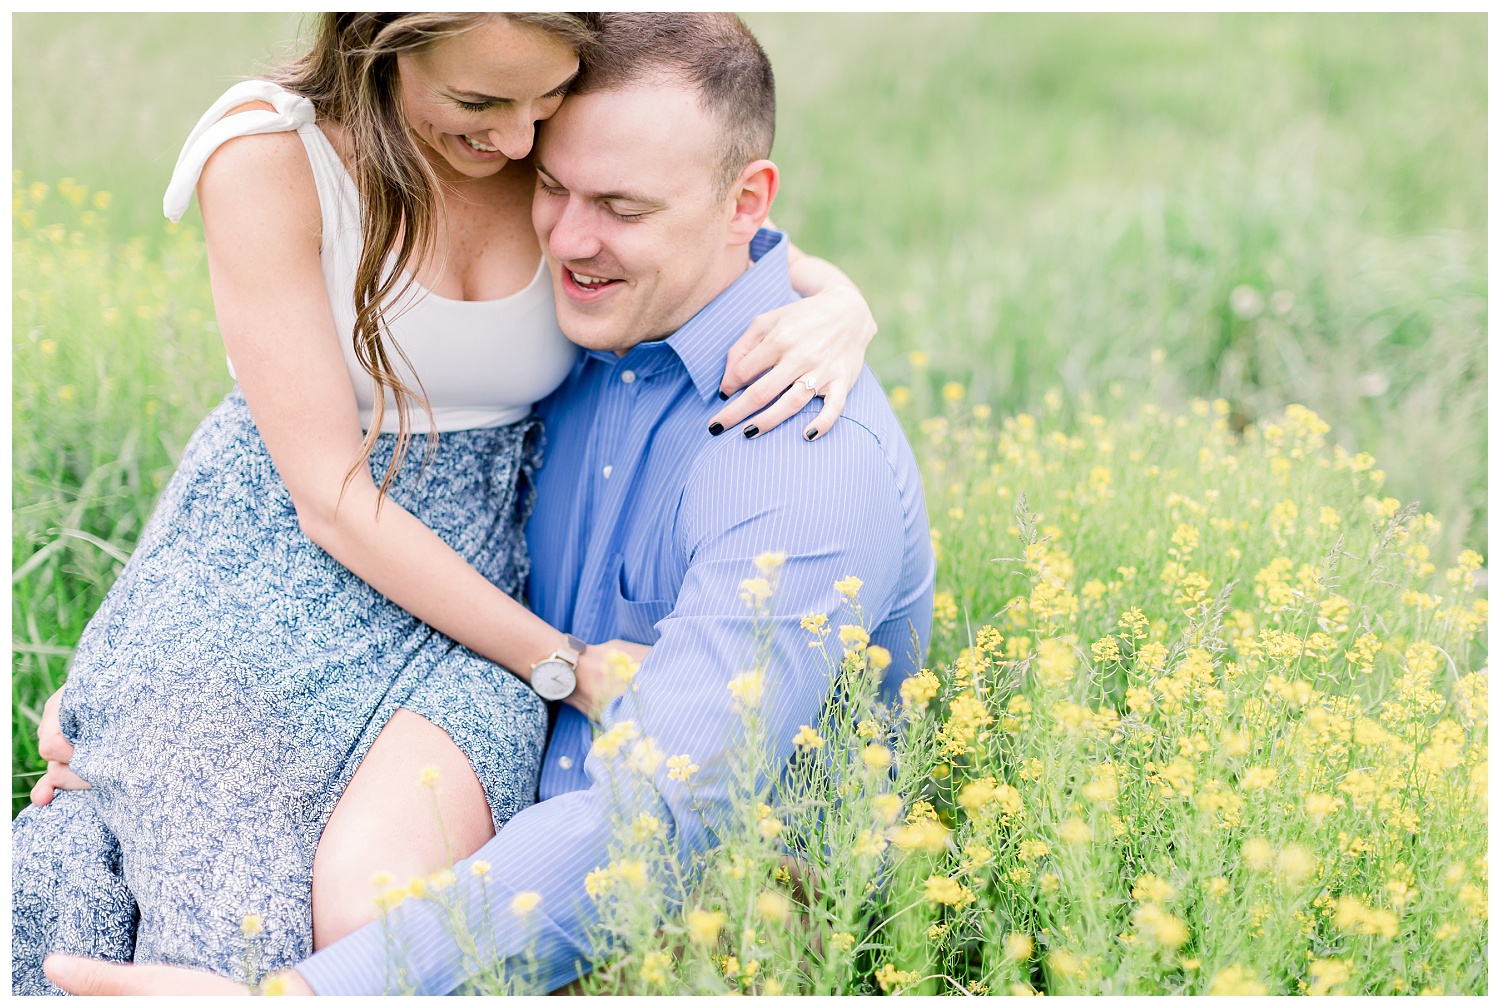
[12,12,876,991]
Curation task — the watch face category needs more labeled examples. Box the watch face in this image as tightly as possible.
[533,659,577,701]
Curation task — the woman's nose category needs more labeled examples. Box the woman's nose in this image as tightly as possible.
[480,112,536,161]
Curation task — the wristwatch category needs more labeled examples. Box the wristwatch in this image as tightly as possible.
[531,634,586,701]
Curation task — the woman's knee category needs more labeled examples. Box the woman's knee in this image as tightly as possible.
[310,709,494,949]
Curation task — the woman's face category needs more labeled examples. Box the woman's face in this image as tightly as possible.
[397,16,579,180]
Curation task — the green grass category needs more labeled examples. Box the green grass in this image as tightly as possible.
[10,7,1486,920]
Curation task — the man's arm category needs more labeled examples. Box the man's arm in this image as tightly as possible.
[296,418,913,995]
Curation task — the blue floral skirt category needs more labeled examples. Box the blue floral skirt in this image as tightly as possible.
[12,389,548,993]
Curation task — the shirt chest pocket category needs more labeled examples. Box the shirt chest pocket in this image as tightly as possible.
[607,552,673,645]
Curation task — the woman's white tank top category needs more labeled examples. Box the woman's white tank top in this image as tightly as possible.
[163,80,577,434]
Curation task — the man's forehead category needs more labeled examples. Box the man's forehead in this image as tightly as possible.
[547,83,713,154]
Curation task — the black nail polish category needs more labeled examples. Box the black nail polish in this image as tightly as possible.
[708,422,723,436]
[743,425,759,439]
[804,427,818,441]
[718,390,729,401]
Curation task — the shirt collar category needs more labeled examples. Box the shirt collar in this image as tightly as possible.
[662,228,798,400]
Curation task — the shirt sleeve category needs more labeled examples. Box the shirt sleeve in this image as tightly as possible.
[294,417,909,995]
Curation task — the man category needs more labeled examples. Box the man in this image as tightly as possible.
[45,13,934,995]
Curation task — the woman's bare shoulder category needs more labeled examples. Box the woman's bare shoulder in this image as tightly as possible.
[196,105,321,233]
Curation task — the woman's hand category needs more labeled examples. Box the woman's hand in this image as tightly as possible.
[710,284,876,442]
[30,686,91,807]
[711,231,877,444]
[570,640,652,721]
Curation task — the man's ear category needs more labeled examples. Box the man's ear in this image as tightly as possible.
[725,159,779,245]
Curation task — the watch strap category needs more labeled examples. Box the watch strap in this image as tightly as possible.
[535,634,586,673]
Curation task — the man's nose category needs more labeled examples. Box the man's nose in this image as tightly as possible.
[547,198,602,264]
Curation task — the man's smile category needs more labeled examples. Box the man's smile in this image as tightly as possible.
[561,267,625,302]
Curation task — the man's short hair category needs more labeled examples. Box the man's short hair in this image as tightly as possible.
[575,13,776,194]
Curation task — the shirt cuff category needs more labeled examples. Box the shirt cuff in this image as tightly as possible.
[295,894,461,996]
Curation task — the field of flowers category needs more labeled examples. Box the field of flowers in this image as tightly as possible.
[534,392,1484,996]
[10,12,1487,998]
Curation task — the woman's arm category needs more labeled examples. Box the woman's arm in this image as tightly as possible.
[709,236,877,441]
[195,126,625,718]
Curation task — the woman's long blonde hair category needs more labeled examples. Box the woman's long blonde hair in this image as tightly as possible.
[267,13,598,501]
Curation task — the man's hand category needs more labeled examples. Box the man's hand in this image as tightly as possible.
[43,955,315,996]
[31,686,91,807]
[570,640,652,721]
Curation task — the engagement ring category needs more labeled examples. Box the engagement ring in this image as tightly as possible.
[800,376,821,394]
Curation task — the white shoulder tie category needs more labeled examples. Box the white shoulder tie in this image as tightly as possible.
[162,80,318,222]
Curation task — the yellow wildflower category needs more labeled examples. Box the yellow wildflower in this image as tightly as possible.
[874,963,919,992]
[1035,637,1077,688]
[685,908,726,945]
[839,623,871,652]
[1132,903,1189,947]
[739,577,773,609]
[612,859,649,890]
[604,649,639,688]
[834,575,864,599]
[755,891,791,922]
[872,793,903,823]
[639,950,671,985]
[727,669,765,707]
[861,743,893,771]
[1302,792,1342,826]
[900,669,941,712]
[1277,843,1316,886]
[754,550,786,574]
[591,720,639,759]
[1240,766,1278,791]
[666,753,699,781]
[627,737,665,775]
[1208,966,1266,996]
[1242,837,1274,871]
[1018,839,1050,861]
[792,724,825,748]
[1131,874,1176,903]
[800,612,828,636]
[1058,817,1093,845]
[923,874,976,907]
[510,891,542,915]
[854,830,889,857]
[962,843,994,870]
[890,819,951,854]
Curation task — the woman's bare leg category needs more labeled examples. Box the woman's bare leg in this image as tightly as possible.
[311,708,495,949]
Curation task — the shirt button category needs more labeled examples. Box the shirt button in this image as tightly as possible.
[602,465,613,479]
[620,369,637,384]
[558,756,574,770]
